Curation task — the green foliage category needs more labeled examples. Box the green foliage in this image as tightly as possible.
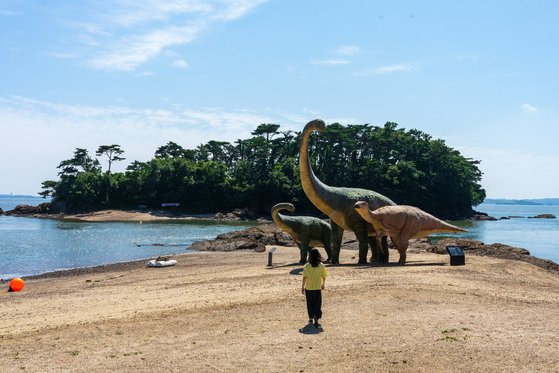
[41,122,485,218]
[96,144,125,173]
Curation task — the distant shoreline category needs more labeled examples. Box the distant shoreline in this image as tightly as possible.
[1,208,269,224]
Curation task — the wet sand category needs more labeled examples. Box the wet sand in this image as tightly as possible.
[1,247,559,372]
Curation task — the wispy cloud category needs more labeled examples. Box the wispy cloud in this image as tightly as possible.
[172,59,189,69]
[55,0,269,71]
[355,63,419,76]
[311,59,350,65]
[456,145,559,198]
[89,24,202,70]
[0,94,302,193]
[335,45,360,56]
[521,103,539,113]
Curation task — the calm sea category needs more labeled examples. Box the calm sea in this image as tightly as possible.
[0,196,252,279]
[0,197,558,279]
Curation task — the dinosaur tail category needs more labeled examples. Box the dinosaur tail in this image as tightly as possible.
[436,220,467,233]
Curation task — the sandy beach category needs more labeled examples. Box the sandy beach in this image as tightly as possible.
[1,246,559,372]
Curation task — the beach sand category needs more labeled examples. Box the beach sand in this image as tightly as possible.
[60,209,216,222]
[1,247,559,372]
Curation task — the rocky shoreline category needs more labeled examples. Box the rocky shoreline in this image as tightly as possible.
[190,223,559,274]
[0,204,269,223]
[2,204,558,276]
[472,210,556,220]
[3,203,556,222]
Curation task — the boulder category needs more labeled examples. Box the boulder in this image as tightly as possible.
[409,237,559,273]
[189,224,295,253]
[528,214,556,219]
[472,213,497,221]
[7,204,42,215]
[213,208,259,221]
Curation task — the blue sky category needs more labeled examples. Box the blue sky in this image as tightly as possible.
[1,0,558,199]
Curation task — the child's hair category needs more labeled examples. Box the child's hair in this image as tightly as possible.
[308,248,323,267]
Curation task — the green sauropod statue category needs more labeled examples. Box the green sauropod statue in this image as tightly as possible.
[271,203,332,264]
[299,119,396,265]
[354,201,467,265]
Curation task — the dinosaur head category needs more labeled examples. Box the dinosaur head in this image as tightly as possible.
[303,119,326,133]
[354,201,370,217]
[271,202,295,214]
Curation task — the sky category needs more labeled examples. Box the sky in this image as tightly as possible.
[1,0,558,199]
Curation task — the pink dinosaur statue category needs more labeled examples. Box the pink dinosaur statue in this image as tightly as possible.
[354,201,467,265]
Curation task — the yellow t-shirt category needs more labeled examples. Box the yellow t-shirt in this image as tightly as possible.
[303,262,328,290]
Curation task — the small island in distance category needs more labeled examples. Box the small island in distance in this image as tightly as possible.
[484,198,559,206]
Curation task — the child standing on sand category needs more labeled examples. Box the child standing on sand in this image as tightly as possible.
[301,248,328,328]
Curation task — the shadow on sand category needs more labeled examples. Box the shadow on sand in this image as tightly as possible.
[298,323,324,334]
[283,261,445,275]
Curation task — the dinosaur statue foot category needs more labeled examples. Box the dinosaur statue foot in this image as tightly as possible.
[357,259,368,265]
[298,259,306,265]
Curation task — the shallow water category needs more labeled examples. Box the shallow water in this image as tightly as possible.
[431,203,559,263]
[0,196,252,279]
[1,197,558,278]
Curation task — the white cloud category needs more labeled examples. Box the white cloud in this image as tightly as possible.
[172,59,189,69]
[0,95,311,194]
[89,25,202,71]
[456,145,559,199]
[65,0,269,71]
[311,59,350,65]
[521,103,539,113]
[335,45,360,56]
[212,0,268,21]
[355,64,419,76]
[108,0,214,27]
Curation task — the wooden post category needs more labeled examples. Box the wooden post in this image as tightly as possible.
[267,247,277,267]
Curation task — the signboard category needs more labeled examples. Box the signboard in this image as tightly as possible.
[161,203,180,207]
[446,245,465,266]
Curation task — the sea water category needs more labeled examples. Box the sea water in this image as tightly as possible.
[0,196,253,279]
[432,203,559,263]
[1,197,558,279]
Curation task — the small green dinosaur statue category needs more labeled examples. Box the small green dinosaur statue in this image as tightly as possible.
[354,201,467,265]
[299,119,396,265]
[271,203,333,264]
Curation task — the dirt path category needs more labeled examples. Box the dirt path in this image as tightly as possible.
[1,247,558,372]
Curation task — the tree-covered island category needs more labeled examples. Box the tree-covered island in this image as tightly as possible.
[39,122,486,219]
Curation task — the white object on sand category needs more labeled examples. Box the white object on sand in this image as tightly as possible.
[146,259,177,268]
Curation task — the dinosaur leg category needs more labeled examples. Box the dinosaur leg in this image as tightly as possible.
[368,235,387,265]
[299,232,311,264]
[396,236,409,265]
[322,229,333,263]
[330,221,343,265]
[352,222,369,265]
[380,236,390,264]
[367,236,377,263]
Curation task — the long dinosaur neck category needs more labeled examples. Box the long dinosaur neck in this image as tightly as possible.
[356,207,383,233]
[299,121,336,216]
[271,203,294,232]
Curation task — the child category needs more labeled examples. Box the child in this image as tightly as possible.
[301,248,328,328]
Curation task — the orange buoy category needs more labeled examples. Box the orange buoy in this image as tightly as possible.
[9,278,25,292]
